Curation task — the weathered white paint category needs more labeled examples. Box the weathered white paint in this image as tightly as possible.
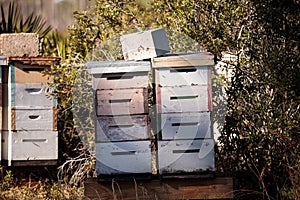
[96,141,152,175]
[2,130,58,162]
[158,139,215,175]
[96,88,148,116]
[92,71,149,90]
[14,83,54,107]
[155,66,211,87]
[87,60,150,74]
[96,115,150,142]
[157,85,211,113]
[120,28,170,61]
[3,108,54,131]
[159,112,212,140]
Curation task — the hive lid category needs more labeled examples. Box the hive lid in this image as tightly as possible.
[152,52,214,68]
[87,60,151,74]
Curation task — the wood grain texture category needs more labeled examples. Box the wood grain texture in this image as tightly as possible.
[152,53,214,68]
[84,177,233,199]
[96,88,148,116]
[92,71,149,90]
[96,115,150,142]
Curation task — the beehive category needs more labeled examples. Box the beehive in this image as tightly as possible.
[87,60,152,180]
[152,53,215,177]
[1,57,60,166]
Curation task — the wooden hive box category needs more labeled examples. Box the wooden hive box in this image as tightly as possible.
[156,85,212,113]
[96,141,152,181]
[1,57,60,166]
[87,60,151,90]
[158,112,212,140]
[96,88,148,116]
[1,130,58,166]
[120,28,170,61]
[155,66,211,87]
[157,139,215,177]
[96,115,150,142]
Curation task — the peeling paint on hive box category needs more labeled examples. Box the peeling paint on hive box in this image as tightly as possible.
[120,28,170,61]
[2,131,58,161]
[96,141,152,176]
[158,139,215,175]
[96,115,150,142]
[159,112,212,140]
[96,88,148,116]
[157,85,212,113]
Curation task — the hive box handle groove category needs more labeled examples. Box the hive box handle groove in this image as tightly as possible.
[111,151,136,155]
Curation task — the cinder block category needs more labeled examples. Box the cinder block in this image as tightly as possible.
[0,33,39,57]
[120,28,170,61]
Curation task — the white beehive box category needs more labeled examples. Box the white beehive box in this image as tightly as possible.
[158,112,212,140]
[13,83,55,107]
[0,33,39,57]
[87,60,151,90]
[96,88,148,116]
[156,85,212,113]
[3,108,56,131]
[2,130,58,165]
[155,66,211,87]
[158,139,215,176]
[120,28,170,61]
[96,141,152,177]
[96,115,150,142]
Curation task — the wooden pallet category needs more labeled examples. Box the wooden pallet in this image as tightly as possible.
[84,177,233,199]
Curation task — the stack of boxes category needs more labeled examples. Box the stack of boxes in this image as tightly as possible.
[89,28,216,181]
[87,61,152,181]
[152,54,215,178]
[0,33,59,166]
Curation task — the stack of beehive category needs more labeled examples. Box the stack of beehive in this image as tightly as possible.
[0,33,59,166]
[89,28,216,180]
[87,61,152,181]
[152,54,215,178]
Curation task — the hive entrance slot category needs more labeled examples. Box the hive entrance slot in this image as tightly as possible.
[23,68,45,72]
[170,68,197,73]
[108,124,134,128]
[171,122,199,126]
[109,99,132,103]
[22,139,47,143]
[173,149,199,154]
[170,96,198,100]
[111,151,136,155]
[29,115,40,120]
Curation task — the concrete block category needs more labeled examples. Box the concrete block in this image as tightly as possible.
[120,28,170,61]
[0,33,39,57]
